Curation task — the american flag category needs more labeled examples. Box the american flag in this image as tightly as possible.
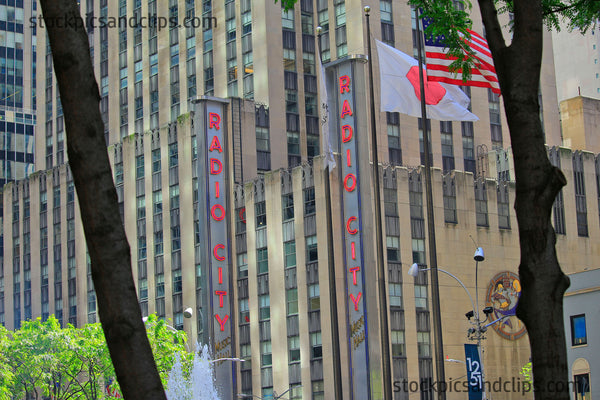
[422,18,501,95]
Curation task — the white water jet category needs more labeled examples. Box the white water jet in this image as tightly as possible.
[166,353,190,400]
[166,343,221,400]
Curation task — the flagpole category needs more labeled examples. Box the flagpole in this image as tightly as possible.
[415,7,447,400]
[364,7,392,399]
[316,26,343,400]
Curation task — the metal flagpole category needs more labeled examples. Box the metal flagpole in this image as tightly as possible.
[414,7,446,400]
[316,26,343,400]
[364,7,392,399]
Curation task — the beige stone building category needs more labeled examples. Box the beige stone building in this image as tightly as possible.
[2,103,598,398]
[1,1,592,399]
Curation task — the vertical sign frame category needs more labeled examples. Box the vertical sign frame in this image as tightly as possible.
[334,59,371,400]
[194,97,235,399]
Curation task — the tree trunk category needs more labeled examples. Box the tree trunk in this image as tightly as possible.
[477,1,570,399]
[37,1,167,399]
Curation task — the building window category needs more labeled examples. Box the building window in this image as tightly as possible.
[310,332,322,359]
[257,248,268,274]
[417,331,430,357]
[389,283,402,307]
[236,206,246,233]
[239,298,249,323]
[307,134,319,159]
[261,340,272,366]
[152,148,161,173]
[441,121,455,173]
[284,241,296,268]
[391,330,405,357]
[386,236,400,262]
[259,295,270,320]
[155,274,165,298]
[308,284,320,311]
[415,284,427,309]
[172,270,182,293]
[497,184,510,229]
[387,112,402,165]
[282,8,295,30]
[304,187,316,215]
[550,149,566,234]
[136,154,144,179]
[170,185,180,209]
[443,178,457,224]
[255,201,267,228]
[237,253,248,278]
[380,0,392,22]
[412,239,425,265]
[154,231,163,255]
[283,48,296,71]
[282,193,294,221]
[475,180,489,227]
[153,190,163,215]
[287,288,298,315]
[288,336,301,362]
[571,314,587,346]
[306,235,318,262]
[573,153,588,237]
[312,380,325,400]
[488,89,502,149]
[137,196,146,220]
[574,374,591,400]
[256,126,270,152]
[384,188,398,217]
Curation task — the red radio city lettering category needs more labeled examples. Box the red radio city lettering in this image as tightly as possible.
[339,75,351,94]
[341,125,353,142]
[209,135,223,152]
[215,290,227,307]
[209,112,221,130]
[213,243,226,261]
[208,111,229,332]
[346,216,358,235]
[211,204,225,221]
[339,75,363,312]
[215,314,229,331]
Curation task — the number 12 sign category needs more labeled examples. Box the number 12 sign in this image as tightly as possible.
[464,343,484,400]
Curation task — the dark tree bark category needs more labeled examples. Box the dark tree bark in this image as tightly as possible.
[477,0,570,398]
[38,1,167,399]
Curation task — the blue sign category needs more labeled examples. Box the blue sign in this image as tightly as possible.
[464,344,483,400]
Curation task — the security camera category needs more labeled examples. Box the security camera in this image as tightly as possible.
[465,310,474,320]
[483,306,494,315]
[183,307,193,319]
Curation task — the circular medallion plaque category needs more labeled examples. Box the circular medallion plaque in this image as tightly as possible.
[485,271,527,340]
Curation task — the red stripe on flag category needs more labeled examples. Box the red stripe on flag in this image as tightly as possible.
[425,28,501,95]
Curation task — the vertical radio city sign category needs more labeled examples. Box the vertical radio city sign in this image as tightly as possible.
[193,97,235,399]
[336,61,371,399]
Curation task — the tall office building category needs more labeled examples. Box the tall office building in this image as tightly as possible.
[2,1,593,400]
[552,23,600,102]
[0,0,36,186]
[34,0,562,174]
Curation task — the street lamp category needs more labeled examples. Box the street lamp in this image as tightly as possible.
[408,248,505,400]
[142,309,194,351]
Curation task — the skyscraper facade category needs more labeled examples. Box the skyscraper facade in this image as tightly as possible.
[0,0,36,185]
[552,23,600,102]
[1,1,592,399]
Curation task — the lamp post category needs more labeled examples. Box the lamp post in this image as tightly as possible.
[142,308,194,351]
[408,247,505,400]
